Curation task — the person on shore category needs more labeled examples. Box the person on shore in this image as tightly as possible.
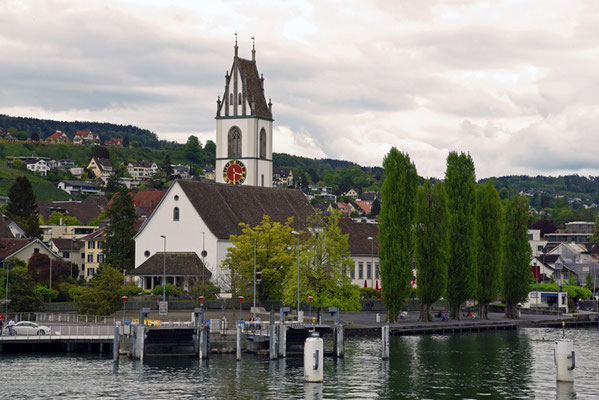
[7,318,15,336]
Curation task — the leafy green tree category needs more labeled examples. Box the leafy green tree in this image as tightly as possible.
[223,215,297,304]
[105,174,124,192]
[445,152,476,320]
[123,135,130,147]
[91,145,110,159]
[475,181,503,319]
[2,261,43,312]
[74,265,123,315]
[370,197,381,218]
[31,132,40,141]
[27,253,70,285]
[283,210,361,318]
[6,176,41,237]
[591,214,599,243]
[379,148,418,322]
[184,135,203,162]
[502,195,532,319]
[103,186,137,270]
[10,159,25,170]
[415,181,449,322]
[161,153,173,177]
[203,140,216,165]
[189,280,221,307]
[46,211,81,226]
[585,273,595,291]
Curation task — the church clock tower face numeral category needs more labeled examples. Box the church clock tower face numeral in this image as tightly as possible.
[223,159,247,185]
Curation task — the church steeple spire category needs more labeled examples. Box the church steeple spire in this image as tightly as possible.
[234,32,238,57]
[251,36,256,61]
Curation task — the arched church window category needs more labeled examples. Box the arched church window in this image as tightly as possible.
[228,127,242,158]
[229,93,233,104]
[173,207,180,221]
[238,93,242,105]
[259,128,267,159]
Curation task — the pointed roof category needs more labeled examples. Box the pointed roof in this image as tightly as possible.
[46,131,69,141]
[174,180,313,240]
[217,50,272,120]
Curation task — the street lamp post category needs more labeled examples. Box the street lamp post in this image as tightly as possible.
[253,235,257,321]
[201,231,206,287]
[368,236,374,289]
[160,235,166,303]
[238,296,244,321]
[308,296,312,317]
[292,231,300,315]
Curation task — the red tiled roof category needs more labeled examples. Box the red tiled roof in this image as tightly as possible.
[104,138,123,145]
[107,190,165,216]
[46,131,68,141]
[354,200,372,215]
[0,238,35,260]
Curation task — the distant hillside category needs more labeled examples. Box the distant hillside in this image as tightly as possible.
[0,114,160,148]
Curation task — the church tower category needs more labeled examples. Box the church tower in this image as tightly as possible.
[215,37,273,187]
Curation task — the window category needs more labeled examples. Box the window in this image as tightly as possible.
[375,262,379,279]
[174,195,179,201]
[259,128,267,159]
[88,241,95,250]
[358,262,363,279]
[87,254,93,262]
[238,93,242,105]
[63,252,70,259]
[261,174,264,187]
[81,253,85,259]
[87,268,95,277]
[144,250,150,257]
[367,262,372,279]
[228,127,242,158]
[97,241,103,249]
[350,263,355,279]
[97,254,104,263]
[229,93,233,104]
[538,245,544,252]
[173,207,180,221]
[34,248,39,253]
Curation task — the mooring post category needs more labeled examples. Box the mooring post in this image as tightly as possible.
[113,326,120,361]
[194,308,202,356]
[382,325,389,360]
[269,324,278,360]
[278,323,287,358]
[336,324,344,358]
[236,322,242,361]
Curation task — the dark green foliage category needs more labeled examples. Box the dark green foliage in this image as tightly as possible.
[370,197,381,218]
[2,265,44,312]
[379,148,418,322]
[415,181,449,322]
[474,181,503,319]
[184,135,203,162]
[103,186,137,270]
[189,281,221,306]
[105,174,124,192]
[6,176,41,237]
[161,153,173,177]
[91,145,110,159]
[27,253,71,285]
[502,195,532,319]
[74,265,123,315]
[445,152,476,320]
[591,214,599,243]
[121,284,143,297]
[203,140,216,165]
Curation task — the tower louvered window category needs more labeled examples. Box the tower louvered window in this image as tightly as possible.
[228,128,242,158]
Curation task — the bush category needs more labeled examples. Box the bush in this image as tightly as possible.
[36,284,58,302]
[121,285,143,297]
[359,287,380,299]
[56,282,78,302]
[188,281,220,307]
[153,284,183,297]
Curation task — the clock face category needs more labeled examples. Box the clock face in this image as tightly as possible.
[223,159,247,184]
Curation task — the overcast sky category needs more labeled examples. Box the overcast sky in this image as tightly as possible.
[1,0,598,179]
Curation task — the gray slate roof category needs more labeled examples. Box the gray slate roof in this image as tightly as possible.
[177,180,313,240]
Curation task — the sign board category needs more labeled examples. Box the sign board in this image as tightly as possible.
[582,267,590,272]
[159,301,168,316]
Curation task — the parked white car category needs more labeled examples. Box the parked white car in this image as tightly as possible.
[3,321,51,336]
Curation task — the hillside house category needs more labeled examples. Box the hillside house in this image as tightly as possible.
[73,130,99,145]
[273,168,294,187]
[57,180,104,196]
[125,161,158,181]
[88,157,114,178]
[104,137,123,147]
[45,131,70,143]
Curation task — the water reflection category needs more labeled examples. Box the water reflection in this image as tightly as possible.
[0,328,597,399]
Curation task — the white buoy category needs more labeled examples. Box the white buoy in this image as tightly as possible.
[304,332,324,382]
[554,339,575,382]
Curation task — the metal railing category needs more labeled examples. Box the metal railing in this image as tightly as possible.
[0,324,115,340]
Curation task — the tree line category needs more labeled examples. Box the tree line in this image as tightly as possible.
[379,149,532,322]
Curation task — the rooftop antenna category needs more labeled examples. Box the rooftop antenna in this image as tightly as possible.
[251,36,256,61]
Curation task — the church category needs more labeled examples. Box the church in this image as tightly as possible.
[132,40,381,291]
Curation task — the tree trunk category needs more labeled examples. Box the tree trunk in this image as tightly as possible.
[505,302,518,319]
[419,302,431,322]
[479,302,489,319]
[388,309,398,323]
[450,305,460,320]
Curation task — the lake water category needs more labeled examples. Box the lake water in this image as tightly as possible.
[1,327,597,399]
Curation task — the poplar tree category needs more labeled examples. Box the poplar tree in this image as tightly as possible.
[445,152,476,320]
[475,181,503,319]
[502,195,532,319]
[415,181,449,322]
[6,176,41,237]
[379,148,418,322]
